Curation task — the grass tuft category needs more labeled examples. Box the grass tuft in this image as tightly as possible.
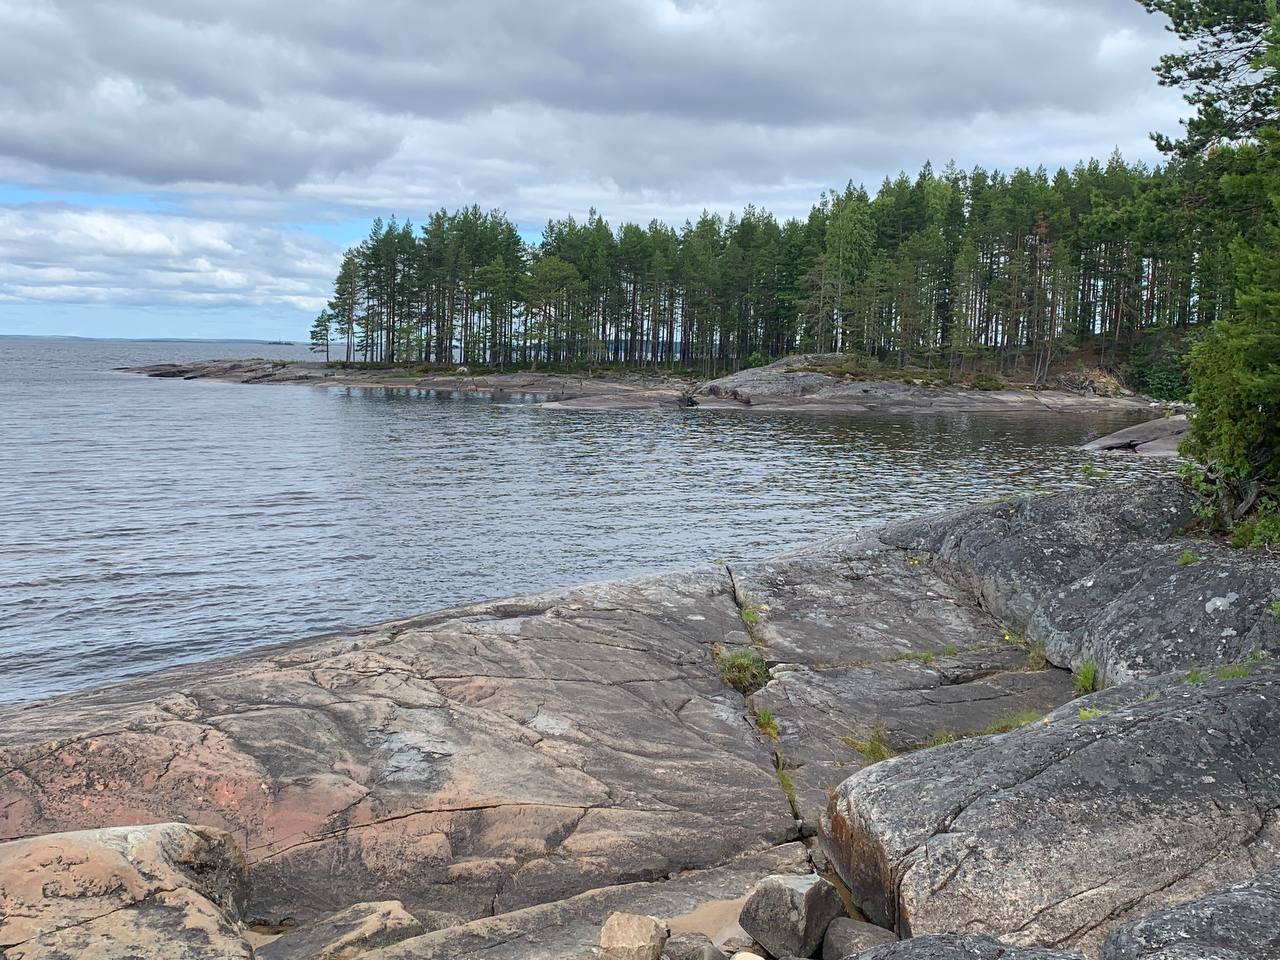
[755,707,780,741]
[1078,707,1108,721]
[713,647,770,696]
[1074,661,1099,696]
[1177,549,1200,567]
[843,725,896,765]
[1185,668,1207,684]
[1217,664,1252,680]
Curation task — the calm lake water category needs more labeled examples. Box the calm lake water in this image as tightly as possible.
[0,337,1173,703]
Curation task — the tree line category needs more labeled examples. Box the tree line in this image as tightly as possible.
[310,153,1241,387]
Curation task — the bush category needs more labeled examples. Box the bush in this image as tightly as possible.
[714,649,770,696]
[1122,329,1192,401]
[970,373,1006,391]
[1074,661,1099,696]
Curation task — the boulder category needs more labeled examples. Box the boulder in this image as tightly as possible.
[0,822,251,959]
[823,917,896,958]
[852,933,1082,959]
[600,912,669,960]
[256,900,424,960]
[662,932,728,960]
[1083,416,1188,455]
[738,874,844,959]
[822,667,1280,955]
[1100,866,1280,959]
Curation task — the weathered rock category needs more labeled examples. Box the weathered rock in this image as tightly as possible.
[0,572,795,927]
[662,931,727,960]
[600,912,670,960]
[256,900,423,960]
[1027,538,1280,685]
[852,933,1082,960]
[738,873,844,959]
[732,538,1075,828]
[0,822,251,960]
[823,917,896,958]
[365,844,810,960]
[822,668,1280,955]
[728,953,766,960]
[1100,866,1280,959]
[1083,417,1188,456]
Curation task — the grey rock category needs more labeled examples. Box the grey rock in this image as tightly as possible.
[823,917,896,959]
[0,823,252,960]
[852,933,1082,960]
[1083,416,1188,455]
[738,874,844,959]
[881,480,1198,630]
[822,668,1280,955]
[662,932,728,960]
[1028,539,1280,685]
[1101,867,1280,960]
[255,901,423,960]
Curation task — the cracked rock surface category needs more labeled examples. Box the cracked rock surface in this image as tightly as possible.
[0,822,252,959]
[823,671,1280,955]
[1099,866,1280,960]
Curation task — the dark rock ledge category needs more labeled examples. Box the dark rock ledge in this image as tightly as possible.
[2,481,1278,959]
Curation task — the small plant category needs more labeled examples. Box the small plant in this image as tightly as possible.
[1185,669,1207,684]
[1177,550,1201,567]
[1080,461,1106,480]
[843,725,896,765]
[1248,648,1270,663]
[1074,661,1099,696]
[1026,643,1049,670]
[922,729,961,748]
[896,650,937,665]
[1270,601,1280,619]
[1217,664,1252,680]
[773,753,798,811]
[1078,707,1108,721]
[982,709,1042,734]
[714,648,771,696]
[943,644,959,656]
[755,708,780,741]
[970,373,1006,391]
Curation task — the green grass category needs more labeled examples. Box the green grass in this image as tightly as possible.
[943,644,959,656]
[773,754,798,811]
[1270,601,1280,619]
[918,710,1043,750]
[843,725,896,764]
[1217,664,1252,680]
[713,648,771,696]
[1074,661,1099,696]
[1249,648,1271,663]
[1177,550,1200,567]
[1185,668,1208,684]
[1026,643,1049,670]
[1078,707,1108,721]
[755,708,780,741]
[896,650,937,665]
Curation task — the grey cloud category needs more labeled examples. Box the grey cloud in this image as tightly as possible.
[0,0,1188,324]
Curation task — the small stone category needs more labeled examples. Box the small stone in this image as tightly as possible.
[823,916,896,959]
[739,873,844,959]
[601,912,670,960]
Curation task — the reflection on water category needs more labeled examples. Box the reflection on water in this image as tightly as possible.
[0,338,1173,702]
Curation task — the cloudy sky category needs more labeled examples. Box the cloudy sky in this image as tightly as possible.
[1,0,1187,340]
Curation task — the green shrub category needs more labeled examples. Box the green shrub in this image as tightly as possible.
[1074,661,1099,696]
[1177,550,1200,567]
[1185,668,1208,684]
[1217,664,1252,680]
[970,373,1006,391]
[1078,707,1108,721]
[714,649,770,696]
[1229,498,1280,549]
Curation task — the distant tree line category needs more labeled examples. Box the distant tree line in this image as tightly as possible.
[309,153,1244,385]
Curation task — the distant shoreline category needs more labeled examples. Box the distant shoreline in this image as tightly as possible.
[119,354,1174,422]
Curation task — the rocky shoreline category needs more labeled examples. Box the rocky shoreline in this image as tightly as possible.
[118,354,1168,419]
[3,481,1278,958]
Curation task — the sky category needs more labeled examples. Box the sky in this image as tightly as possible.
[0,0,1189,341]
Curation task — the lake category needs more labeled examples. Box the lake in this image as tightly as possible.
[0,337,1172,703]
